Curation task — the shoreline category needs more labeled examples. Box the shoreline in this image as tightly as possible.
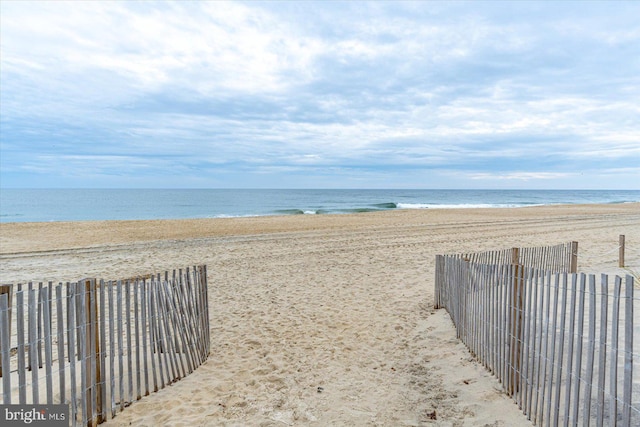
[2,202,638,255]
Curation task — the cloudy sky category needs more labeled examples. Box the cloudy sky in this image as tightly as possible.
[1,1,639,189]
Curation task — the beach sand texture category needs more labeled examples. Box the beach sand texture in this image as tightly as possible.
[1,203,639,426]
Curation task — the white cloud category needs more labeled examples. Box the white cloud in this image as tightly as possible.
[469,172,574,181]
[1,1,639,188]
[1,1,320,107]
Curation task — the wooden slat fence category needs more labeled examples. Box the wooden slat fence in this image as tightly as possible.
[459,241,578,274]
[0,265,210,427]
[435,244,639,426]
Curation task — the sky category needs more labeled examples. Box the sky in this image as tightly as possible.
[1,1,639,189]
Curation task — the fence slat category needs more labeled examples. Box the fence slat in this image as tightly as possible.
[520,267,528,415]
[154,280,171,387]
[27,283,33,370]
[117,280,124,412]
[552,273,569,426]
[622,275,633,426]
[125,280,133,405]
[42,287,54,404]
[98,279,107,424]
[609,276,622,426]
[67,284,78,427]
[545,273,562,427]
[502,264,510,394]
[571,274,586,425]
[78,282,88,426]
[37,282,43,370]
[134,280,141,401]
[56,285,66,405]
[596,274,609,426]
[179,269,198,368]
[29,289,39,404]
[532,270,547,424]
[149,280,162,391]
[141,279,150,396]
[528,268,539,419]
[108,280,116,419]
[582,275,596,427]
[1,294,11,404]
[563,274,579,425]
[202,266,209,357]
[84,279,102,427]
[17,290,27,404]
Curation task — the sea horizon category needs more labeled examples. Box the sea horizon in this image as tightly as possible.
[1,188,639,224]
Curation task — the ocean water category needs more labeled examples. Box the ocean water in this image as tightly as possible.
[0,189,638,223]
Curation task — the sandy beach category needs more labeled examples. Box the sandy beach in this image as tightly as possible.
[1,203,639,426]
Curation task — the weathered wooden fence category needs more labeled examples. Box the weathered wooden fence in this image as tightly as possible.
[459,241,579,275]
[0,266,210,427]
[435,244,639,426]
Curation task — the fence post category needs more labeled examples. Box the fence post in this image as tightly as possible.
[510,248,523,396]
[83,279,101,427]
[0,284,12,378]
[619,235,625,268]
[434,255,442,309]
[570,241,578,273]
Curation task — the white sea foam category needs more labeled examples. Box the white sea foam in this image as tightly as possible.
[396,203,531,209]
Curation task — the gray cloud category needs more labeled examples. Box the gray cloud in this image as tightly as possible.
[1,1,638,188]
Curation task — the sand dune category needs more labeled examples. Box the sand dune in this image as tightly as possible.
[1,203,638,426]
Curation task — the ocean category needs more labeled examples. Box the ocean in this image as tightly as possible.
[1,189,638,223]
